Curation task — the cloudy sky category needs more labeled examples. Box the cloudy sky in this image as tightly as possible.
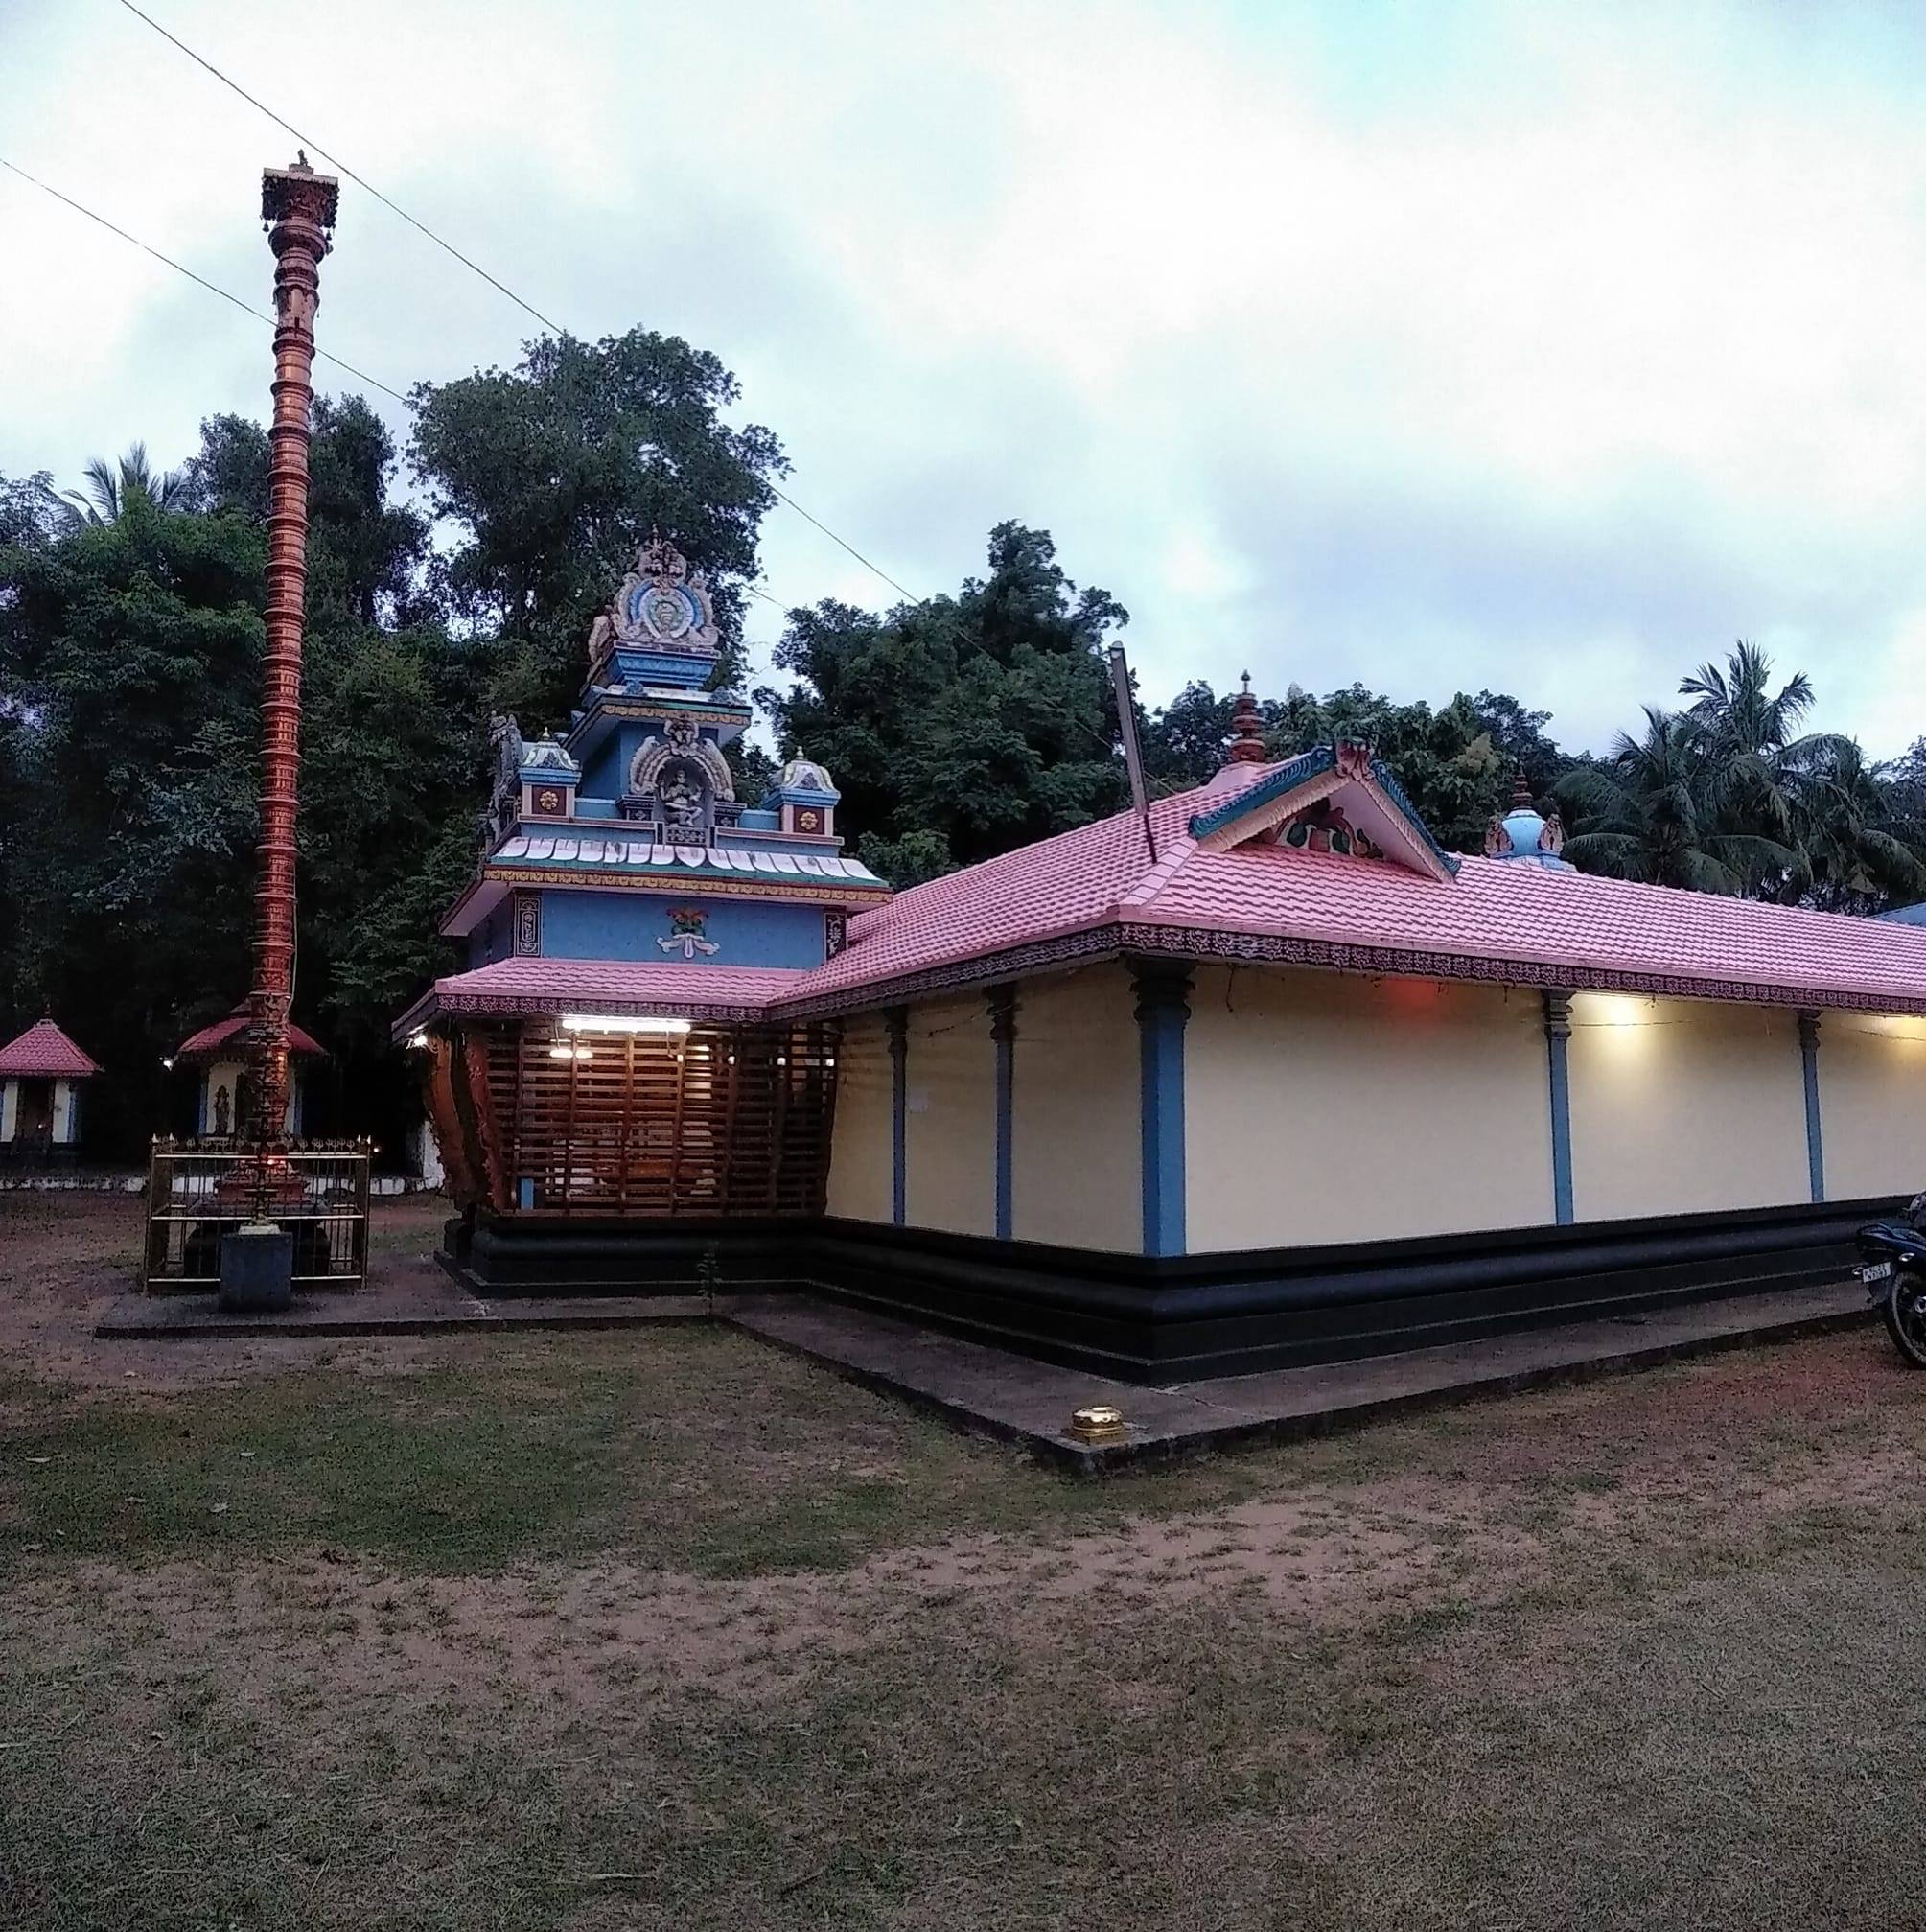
[8,0,1926,754]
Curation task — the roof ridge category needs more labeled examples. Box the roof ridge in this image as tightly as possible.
[1118,826,1201,909]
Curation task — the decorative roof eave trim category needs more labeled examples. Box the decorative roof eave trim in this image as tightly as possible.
[1108,921,1926,1017]
[769,918,1926,1024]
[392,981,793,1039]
[479,865,891,906]
[1188,747,1334,844]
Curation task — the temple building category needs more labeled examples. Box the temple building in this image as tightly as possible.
[172,1003,324,1140]
[0,1019,100,1162]
[401,549,1926,1381]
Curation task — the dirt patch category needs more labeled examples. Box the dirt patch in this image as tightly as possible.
[0,1190,467,1408]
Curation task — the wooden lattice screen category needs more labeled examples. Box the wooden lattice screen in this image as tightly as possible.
[434,1019,838,1217]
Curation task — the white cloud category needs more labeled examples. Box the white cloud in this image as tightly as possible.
[7,0,1926,755]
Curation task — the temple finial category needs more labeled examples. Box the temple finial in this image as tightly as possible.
[1512,765,1533,808]
[1226,674,1267,765]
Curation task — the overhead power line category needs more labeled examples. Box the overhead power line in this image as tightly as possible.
[114,0,567,338]
[2,151,815,622]
[112,0,920,606]
[766,485,917,602]
[0,153,412,406]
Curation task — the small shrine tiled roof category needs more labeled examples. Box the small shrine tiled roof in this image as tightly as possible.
[397,959,807,1035]
[0,1019,101,1078]
[176,1012,327,1060]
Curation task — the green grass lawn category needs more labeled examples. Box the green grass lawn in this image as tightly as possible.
[4,1195,1925,1929]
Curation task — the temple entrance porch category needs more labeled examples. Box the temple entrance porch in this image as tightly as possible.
[428,1015,840,1221]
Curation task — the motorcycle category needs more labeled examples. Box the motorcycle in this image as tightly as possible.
[1855,1192,1926,1367]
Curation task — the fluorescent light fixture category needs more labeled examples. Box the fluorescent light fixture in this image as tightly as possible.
[560,1013,691,1035]
[407,1032,429,1050]
[547,1044,594,1060]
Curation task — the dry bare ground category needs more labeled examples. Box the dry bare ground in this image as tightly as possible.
[5,1192,1926,1930]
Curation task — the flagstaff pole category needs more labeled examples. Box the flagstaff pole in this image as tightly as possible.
[246,155,337,1209]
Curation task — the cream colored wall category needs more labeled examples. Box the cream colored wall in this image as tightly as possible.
[1009,965,1142,1252]
[1186,965,1554,1251]
[1812,1013,1926,1201]
[903,995,996,1237]
[0,1080,15,1143]
[825,1013,895,1223]
[1566,993,1807,1220]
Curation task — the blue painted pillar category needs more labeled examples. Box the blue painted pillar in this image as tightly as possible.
[1543,989,1575,1225]
[987,986,1017,1239]
[1798,1008,1825,1203]
[886,1007,909,1227]
[1132,962,1192,1257]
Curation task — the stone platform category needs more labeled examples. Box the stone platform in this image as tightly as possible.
[97,1262,1877,1471]
[730,1279,1876,1469]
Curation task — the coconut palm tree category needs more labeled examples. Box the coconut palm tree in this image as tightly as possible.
[1676,642,1853,881]
[51,443,192,527]
[1555,705,1800,895]
[1783,739,1926,912]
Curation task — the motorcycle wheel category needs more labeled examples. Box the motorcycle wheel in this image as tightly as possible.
[1882,1273,1926,1369]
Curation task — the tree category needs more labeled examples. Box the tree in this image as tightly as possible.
[1779,738,1926,913]
[762,523,1129,886]
[53,442,192,527]
[0,480,267,1150]
[0,399,489,1156]
[1555,705,1800,893]
[408,329,785,721]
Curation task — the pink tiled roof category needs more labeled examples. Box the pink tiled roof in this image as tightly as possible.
[176,1012,326,1060]
[0,1019,100,1078]
[399,958,807,1034]
[393,764,1926,1033]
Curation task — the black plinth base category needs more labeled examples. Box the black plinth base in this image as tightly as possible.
[219,1224,295,1314]
[442,1196,1895,1384]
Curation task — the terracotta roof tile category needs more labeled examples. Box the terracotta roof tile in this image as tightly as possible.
[412,958,806,1028]
[0,1019,100,1078]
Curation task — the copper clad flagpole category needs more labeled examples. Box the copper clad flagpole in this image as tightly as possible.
[247,156,338,1203]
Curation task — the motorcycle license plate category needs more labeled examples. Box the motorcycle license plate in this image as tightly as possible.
[1861,1262,1895,1284]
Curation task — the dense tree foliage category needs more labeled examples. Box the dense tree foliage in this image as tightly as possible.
[762,523,1130,887]
[408,329,784,721]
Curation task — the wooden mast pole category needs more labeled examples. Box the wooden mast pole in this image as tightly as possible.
[247,156,337,1203]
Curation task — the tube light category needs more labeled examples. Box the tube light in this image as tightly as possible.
[560,1013,691,1035]
[547,1044,594,1060]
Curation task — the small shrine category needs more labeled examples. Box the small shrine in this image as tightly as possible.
[172,1003,326,1140]
[0,1019,101,1163]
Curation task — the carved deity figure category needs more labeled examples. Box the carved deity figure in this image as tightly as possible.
[659,760,708,840]
[213,1083,232,1137]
